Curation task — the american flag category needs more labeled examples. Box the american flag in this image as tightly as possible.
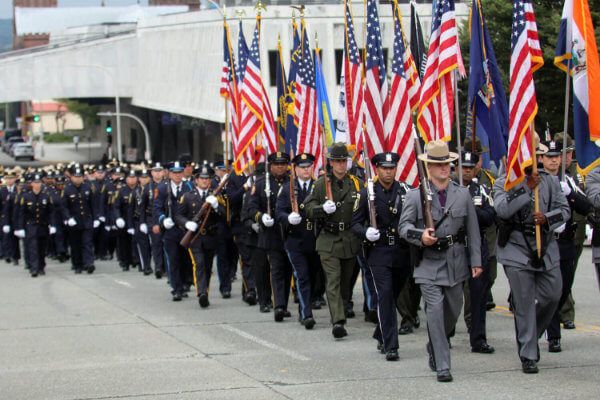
[342,0,363,158]
[295,22,321,168]
[220,22,243,173]
[385,2,420,187]
[362,0,388,159]
[505,0,543,190]
[239,19,277,169]
[416,0,462,143]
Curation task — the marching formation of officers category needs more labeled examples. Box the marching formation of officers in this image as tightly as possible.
[1,131,597,383]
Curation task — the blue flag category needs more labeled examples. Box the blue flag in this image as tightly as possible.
[315,48,335,146]
[284,24,301,153]
[467,0,508,166]
[276,39,287,149]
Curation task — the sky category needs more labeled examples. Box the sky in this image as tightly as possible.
[0,1,150,19]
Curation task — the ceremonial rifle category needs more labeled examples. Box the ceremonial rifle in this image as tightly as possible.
[289,149,299,213]
[361,131,377,228]
[414,137,434,230]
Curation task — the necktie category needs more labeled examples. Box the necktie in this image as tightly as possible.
[303,182,308,194]
[176,185,181,199]
[438,189,447,208]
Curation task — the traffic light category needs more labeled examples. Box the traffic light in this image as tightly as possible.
[24,114,40,123]
[105,120,112,134]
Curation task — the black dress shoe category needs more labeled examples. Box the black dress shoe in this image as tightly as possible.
[31,272,38,278]
[437,369,453,382]
[222,291,231,299]
[386,349,399,361]
[332,324,348,339]
[521,358,539,373]
[398,324,413,335]
[471,343,495,354]
[260,304,271,313]
[245,291,257,306]
[548,338,562,353]
[426,342,436,372]
[172,293,182,302]
[283,310,292,318]
[345,308,356,319]
[274,308,285,322]
[311,300,322,310]
[86,265,95,274]
[562,320,576,330]
[302,317,316,330]
[198,294,209,308]
[485,301,496,311]
[155,271,163,279]
[143,268,152,276]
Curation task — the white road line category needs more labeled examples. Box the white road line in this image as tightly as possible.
[221,325,310,361]
[114,279,133,288]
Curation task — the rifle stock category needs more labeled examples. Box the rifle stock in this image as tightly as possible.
[414,137,435,230]
[361,133,377,228]
[289,150,299,213]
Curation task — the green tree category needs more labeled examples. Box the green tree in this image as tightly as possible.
[458,0,600,138]
[61,99,100,134]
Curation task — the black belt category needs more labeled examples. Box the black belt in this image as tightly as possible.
[323,221,346,233]
[515,223,536,237]
[431,230,466,251]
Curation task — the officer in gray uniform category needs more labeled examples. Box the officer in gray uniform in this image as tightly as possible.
[493,141,570,374]
[584,166,600,290]
[399,140,482,382]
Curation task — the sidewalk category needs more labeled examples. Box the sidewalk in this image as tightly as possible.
[33,141,106,163]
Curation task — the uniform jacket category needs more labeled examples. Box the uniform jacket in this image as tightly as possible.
[275,177,317,253]
[61,181,96,230]
[174,187,224,250]
[153,180,192,238]
[304,173,362,259]
[15,190,55,236]
[247,173,289,250]
[493,172,570,270]
[0,185,18,227]
[399,180,482,286]
[465,180,496,265]
[113,185,135,229]
[584,166,600,262]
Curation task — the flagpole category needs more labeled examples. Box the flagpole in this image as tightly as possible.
[454,71,463,185]
[560,58,572,180]
[531,122,542,258]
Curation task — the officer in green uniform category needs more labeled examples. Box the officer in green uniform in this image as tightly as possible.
[304,143,361,339]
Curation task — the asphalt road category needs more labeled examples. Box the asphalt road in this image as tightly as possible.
[1,249,599,400]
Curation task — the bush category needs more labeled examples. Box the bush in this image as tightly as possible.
[44,133,74,143]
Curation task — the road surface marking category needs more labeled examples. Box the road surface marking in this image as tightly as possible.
[222,325,310,361]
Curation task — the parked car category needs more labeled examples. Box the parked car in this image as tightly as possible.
[11,143,34,161]
[4,136,25,154]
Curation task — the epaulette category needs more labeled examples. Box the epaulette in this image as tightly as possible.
[349,174,361,191]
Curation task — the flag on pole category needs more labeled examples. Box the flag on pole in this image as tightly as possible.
[232,21,253,172]
[276,37,288,148]
[410,1,427,79]
[555,0,600,175]
[416,0,462,143]
[467,0,508,165]
[315,48,334,148]
[295,21,320,161]
[285,21,301,153]
[362,0,388,159]
[505,0,543,190]
[385,0,420,187]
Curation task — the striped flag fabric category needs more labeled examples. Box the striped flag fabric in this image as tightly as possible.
[362,0,388,159]
[505,0,543,190]
[385,0,420,187]
[285,23,301,153]
[416,0,462,143]
[555,0,600,175]
[294,22,320,162]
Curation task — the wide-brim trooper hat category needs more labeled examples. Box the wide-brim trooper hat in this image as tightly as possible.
[327,143,350,160]
[418,140,459,163]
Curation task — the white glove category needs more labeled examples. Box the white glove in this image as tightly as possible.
[206,195,219,210]
[104,225,112,232]
[288,212,302,225]
[244,177,254,190]
[185,221,198,232]
[555,223,566,234]
[2,225,10,234]
[98,216,106,223]
[49,226,57,235]
[323,200,337,214]
[67,218,77,227]
[261,213,275,227]
[366,227,380,242]
[251,222,260,233]
[14,229,25,239]
[139,223,148,234]
[163,217,175,230]
[93,220,100,229]
[560,181,572,196]
[127,228,135,235]
[115,218,126,229]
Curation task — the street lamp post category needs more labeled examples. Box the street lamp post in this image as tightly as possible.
[97,111,151,161]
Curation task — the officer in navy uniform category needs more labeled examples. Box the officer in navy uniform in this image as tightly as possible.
[1,169,21,265]
[458,151,497,354]
[48,171,69,262]
[114,169,138,271]
[148,162,166,278]
[275,153,321,330]
[154,161,192,301]
[540,140,592,353]
[213,161,236,299]
[15,173,56,277]
[493,140,570,374]
[248,152,293,322]
[351,152,411,361]
[399,140,482,382]
[91,165,108,259]
[61,166,96,274]
[133,168,153,275]
[175,165,224,308]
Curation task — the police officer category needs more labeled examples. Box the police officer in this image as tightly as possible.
[1,169,21,265]
[91,165,108,260]
[248,151,293,322]
[493,140,570,374]
[540,141,592,352]
[213,160,236,299]
[585,165,600,290]
[15,173,56,277]
[61,166,96,274]
[275,153,321,330]
[399,140,482,382]
[114,169,137,271]
[305,143,362,339]
[47,171,69,262]
[154,161,192,301]
[133,168,153,275]
[351,152,411,361]
[458,151,496,354]
[149,162,166,279]
[175,165,223,308]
